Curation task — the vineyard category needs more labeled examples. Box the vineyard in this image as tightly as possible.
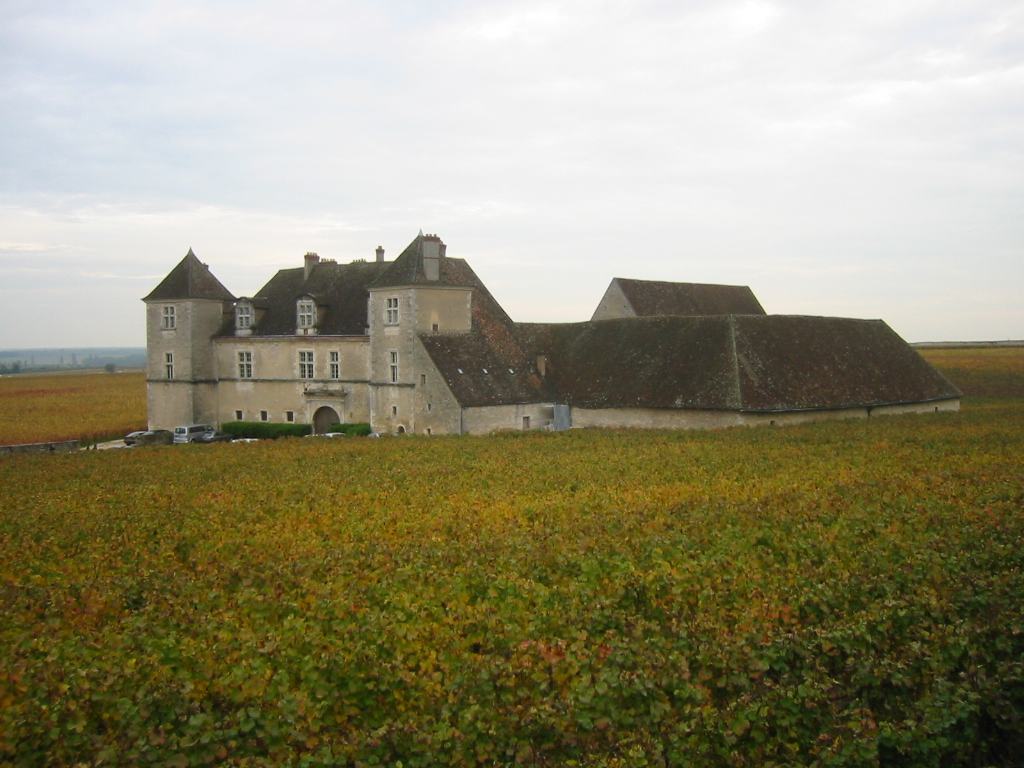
[0,350,1022,766]
[0,370,146,446]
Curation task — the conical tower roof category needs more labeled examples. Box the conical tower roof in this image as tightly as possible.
[143,249,235,302]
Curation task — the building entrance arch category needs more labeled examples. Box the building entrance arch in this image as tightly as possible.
[313,406,340,434]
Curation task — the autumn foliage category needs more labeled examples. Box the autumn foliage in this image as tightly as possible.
[0,370,146,445]
[0,350,1021,765]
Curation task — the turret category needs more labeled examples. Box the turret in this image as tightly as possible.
[142,248,235,429]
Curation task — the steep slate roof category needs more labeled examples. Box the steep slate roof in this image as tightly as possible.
[614,278,765,316]
[143,249,235,302]
[235,260,390,336]
[516,317,741,410]
[417,254,545,407]
[371,234,477,289]
[509,315,960,412]
[419,333,552,407]
[731,315,960,411]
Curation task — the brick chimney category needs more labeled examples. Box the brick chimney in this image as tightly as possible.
[304,252,319,280]
[375,245,385,263]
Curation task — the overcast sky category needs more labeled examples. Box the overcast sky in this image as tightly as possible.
[1,0,1021,347]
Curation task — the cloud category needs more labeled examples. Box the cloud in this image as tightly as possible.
[0,0,1021,345]
[0,241,61,254]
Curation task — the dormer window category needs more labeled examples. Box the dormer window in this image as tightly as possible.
[161,305,176,330]
[236,302,252,330]
[297,299,316,329]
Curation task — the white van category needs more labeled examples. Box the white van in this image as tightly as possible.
[173,424,214,444]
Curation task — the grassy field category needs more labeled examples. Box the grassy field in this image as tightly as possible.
[0,370,146,445]
[0,351,1021,766]
[0,346,1010,447]
[919,346,1024,399]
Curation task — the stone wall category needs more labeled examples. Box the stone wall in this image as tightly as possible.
[145,297,231,428]
[214,336,369,382]
[410,352,462,435]
[367,285,473,434]
[570,398,961,431]
[147,381,195,430]
[0,440,80,457]
[462,403,556,435]
[590,279,634,321]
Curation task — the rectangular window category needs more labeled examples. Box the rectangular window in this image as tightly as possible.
[260,410,268,422]
[236,304,252,329]
[299,350,314,379]
[161,305,176,330]
[238,351,253,379]
[391,405,397,416]
[286,411,294,423]
[329,350,340,379]
[298,300,315,329]
[234,410,243,421]
[389,350,399,383]
[420,373,426,385]
[385,297,399,325]
[522,416,530,430]
[432,323,439,333]
[164,352,174,380]
[427,402,432,412]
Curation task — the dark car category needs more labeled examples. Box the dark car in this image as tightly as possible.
[124,431,147,446]
[193,430,233,444]
[124,429,173,446]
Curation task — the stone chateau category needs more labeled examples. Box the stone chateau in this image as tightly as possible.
[144,232,960,435]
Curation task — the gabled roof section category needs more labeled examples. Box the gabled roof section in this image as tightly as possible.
[420,332,552,408]
[512,315,960,412]
[517,317,741,410]
[234,260,391,336]
[732,315,961,411]
[144,249,235,302]
[614,278,765,317]
[370,233,479,289]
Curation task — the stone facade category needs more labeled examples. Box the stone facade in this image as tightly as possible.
[144,233,961,435]
[366,285,473,434]
[590,279,634,321]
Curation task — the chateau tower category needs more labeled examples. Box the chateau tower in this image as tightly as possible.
[366,233,473,433]
[142,249,235,429]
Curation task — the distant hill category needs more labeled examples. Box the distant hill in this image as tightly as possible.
[0,347,146,373]
[913,340,1024,348]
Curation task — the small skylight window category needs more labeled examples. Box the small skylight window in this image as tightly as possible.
[457,368,464,374]
[482,367,488,374]
[508,368,515,374]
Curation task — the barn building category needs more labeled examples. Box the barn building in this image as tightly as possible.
[143,232,960,435]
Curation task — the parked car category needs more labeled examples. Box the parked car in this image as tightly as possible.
[125,429,173,446]
[124,431,147,446]
[193,430,233,444]
[173,424,214,444]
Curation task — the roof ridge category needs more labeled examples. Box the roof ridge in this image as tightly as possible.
[616,276,752,288]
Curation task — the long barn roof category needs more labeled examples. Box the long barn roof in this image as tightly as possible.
[424,315,960,412]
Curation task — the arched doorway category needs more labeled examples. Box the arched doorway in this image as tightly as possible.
[313,406,340,434]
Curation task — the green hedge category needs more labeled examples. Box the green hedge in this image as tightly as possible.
[327,422,372,436]
[221,421,312,439]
